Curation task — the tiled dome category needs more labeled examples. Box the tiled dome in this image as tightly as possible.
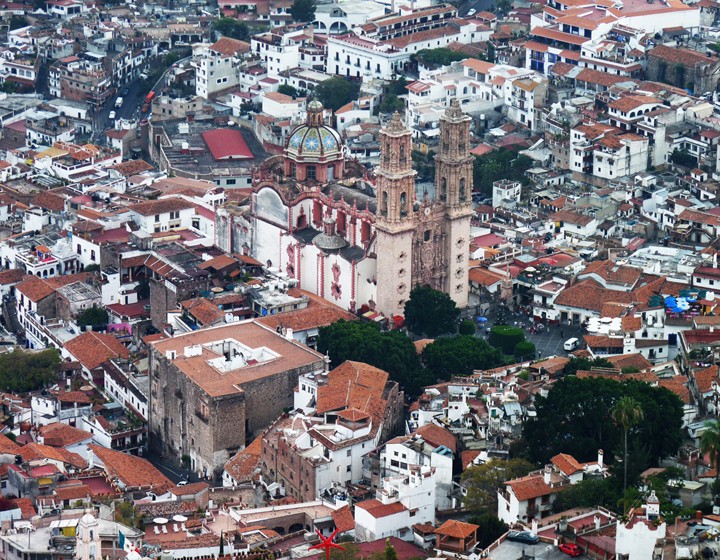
[285,100,343,160]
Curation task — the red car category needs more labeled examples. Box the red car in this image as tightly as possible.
[559,543,582,557]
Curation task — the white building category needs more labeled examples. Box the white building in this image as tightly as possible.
[355,466,436,542]
[492,179,522,209]
[192,37,250,99]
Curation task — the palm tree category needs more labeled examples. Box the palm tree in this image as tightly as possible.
[701,419,720,492]
[612,396,644,493]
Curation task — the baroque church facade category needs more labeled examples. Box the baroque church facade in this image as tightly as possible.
[248,98,474,320]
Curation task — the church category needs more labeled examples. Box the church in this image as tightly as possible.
[249,98,474,320]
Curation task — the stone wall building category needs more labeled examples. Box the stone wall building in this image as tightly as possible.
[148,320,325,479]
[647,45,720,93]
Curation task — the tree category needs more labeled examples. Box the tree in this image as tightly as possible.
[563,356,613,376]
[462,459,534,514]
[212,17,250,41]
[551,478,620,514]
[9,15,28,30]
[386,77,408,96]
[0,348,60,393]
[379,94,405,114]
[473,148,533,196]
[458,319,476,336]
[523,377,683,471]
[612,396,644,495]
[315,77,360,112]
[414,48,467,67]
[278,83,298,98]
[115,501,142,528]
[290,0,316,22]
[514,340,536,359]
[76,306,109,327]
[404,284,460,337]
[488,325,524,354]
[383,539,398,560]
[701,419,720,490]
[468,514,508,548]
[422,335,506,379]
[317,320,426,395]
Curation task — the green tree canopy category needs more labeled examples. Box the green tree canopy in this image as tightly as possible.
[317,320,425,394]
[414,48,467,67]
[212,17,250,41]
[523,377,684,478]
[564,356,613,376]
[422,335,506,379]
[473,148,533,196]
[514,340,536,359]
[458,319,476,336]
[551,478,620,513]
[379,94,405,114]
[76,306,108,327]
[404,284,460,337]
[612,396,644,494]
[462,458,534,514]
[386,77,408,96]
[0,349,60,393]
[488,325,525,354]
[315,77,360,112]
[701,419,720,488]
[468,514,508,549]
[290,0,316,22]
[278,83,298,98]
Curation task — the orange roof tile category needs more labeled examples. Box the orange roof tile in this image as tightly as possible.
[89,444,174,492]
[436,519,478,539]
[551,453,583,475]
[332,505,355,533]
[414,423,457,453]
[39,423,92,447]
[224,436,262,483]
[64,331,129,370]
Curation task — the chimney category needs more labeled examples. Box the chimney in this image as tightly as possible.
[544,465,552,485]
[594,514,601,530]
[598,449,604,469]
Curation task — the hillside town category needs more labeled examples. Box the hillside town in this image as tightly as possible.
[2,0,720,558]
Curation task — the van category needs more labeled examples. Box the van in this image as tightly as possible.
[564,337,580,351]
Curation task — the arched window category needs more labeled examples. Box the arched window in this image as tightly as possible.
[440,178,447,201]
[399,145,405,164]
[400,192,407,216]
[382,191,388,215]
[459,178,466,201]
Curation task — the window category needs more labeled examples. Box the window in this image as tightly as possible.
[424,230,431,242]
[459,178,466,201]
[155,214,160,222]
[307,165,316,180]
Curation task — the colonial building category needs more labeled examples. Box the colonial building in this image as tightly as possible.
[249,98,473,320]
[148,320,326,479]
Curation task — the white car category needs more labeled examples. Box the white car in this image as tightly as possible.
[108,111,116,120]
[467,8,477,16]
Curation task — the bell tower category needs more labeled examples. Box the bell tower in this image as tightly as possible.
[436,98,474,308]
[375,112,417,319]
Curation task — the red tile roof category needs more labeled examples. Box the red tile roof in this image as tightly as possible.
[436,519,478,539]
[413,423,457,453]
[89,444,174,492]
[332,505,355,533]
[39,423,92,447]
[224,436,262,483]
[551,453,583,475]
[64,332,129,370]
[355,499,406,518]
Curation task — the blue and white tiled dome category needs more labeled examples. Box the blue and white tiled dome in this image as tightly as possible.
[285,100,343,160]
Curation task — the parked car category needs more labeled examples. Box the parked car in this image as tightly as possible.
[559,543,582,557]
[108,110,116,120]
[507,531,539,544]
[467,8,477,15]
